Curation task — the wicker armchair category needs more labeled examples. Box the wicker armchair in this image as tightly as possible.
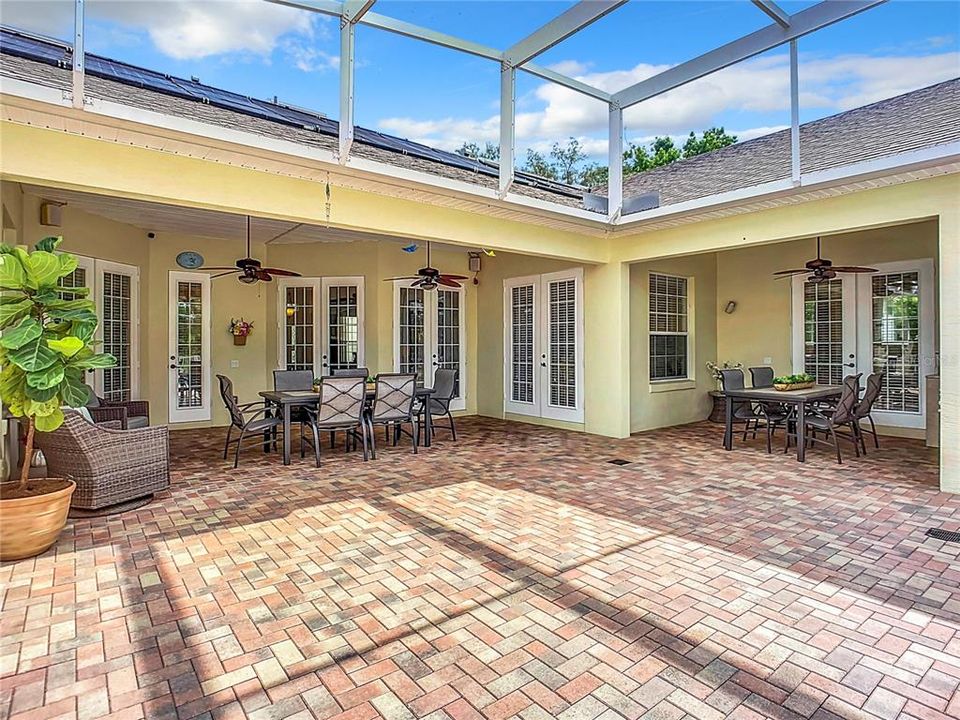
[85,385,150,430]
[34,411,170,512]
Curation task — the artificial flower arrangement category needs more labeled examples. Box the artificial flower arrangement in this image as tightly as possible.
[229,318,253,346]
[705,360,742,389]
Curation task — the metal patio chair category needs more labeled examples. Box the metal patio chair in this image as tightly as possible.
[787,375,862,464]
[218,374,285,468]
[367,373,419,457]
[853,371,885,453]
[720,367,788,453]
[302,376,370,464]
[416,368,458,442]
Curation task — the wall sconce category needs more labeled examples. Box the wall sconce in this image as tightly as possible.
[285,305,296,318]
[724,300,737,314]
[468,251,483,285]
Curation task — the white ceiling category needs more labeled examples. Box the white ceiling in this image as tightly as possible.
[22,184,404,246]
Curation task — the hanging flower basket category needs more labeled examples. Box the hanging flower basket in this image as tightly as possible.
[230,318,253,346]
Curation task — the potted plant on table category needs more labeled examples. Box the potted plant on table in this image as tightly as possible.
[0,236,116,561]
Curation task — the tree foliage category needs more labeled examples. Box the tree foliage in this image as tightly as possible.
[0,237,116,488]
[462,127,738,190]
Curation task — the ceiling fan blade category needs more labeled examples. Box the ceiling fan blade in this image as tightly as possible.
[256,271,273,282]
[259,268,302,277]
[200,266,241,271]
[772,269,810,275]
[438,274,469,281]
[383,276,420,281]
[212,270,239,279]
[437,277,462,288]
[829,266,877,273]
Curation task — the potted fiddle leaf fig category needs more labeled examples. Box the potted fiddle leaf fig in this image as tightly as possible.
[0,236,116,561]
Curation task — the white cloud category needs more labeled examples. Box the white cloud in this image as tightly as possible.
[377,46,959,160]
[1,0,333,65]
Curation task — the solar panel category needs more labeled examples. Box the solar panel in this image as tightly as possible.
[0,25,584,200]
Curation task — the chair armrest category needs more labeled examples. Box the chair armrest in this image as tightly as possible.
[88,405,128,429]
[104,399,149,419]
[93,422,169,447]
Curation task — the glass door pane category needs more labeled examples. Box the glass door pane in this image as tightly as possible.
[176,281,204,410]
[284,285,314,371]
[803,278,845,385]
[327,284,360,371]
[101,271,132,402]
[436,289,462,399]
[871,271,921,413]
[547,278,577,409]
[510,284,535,404]
[398,286,425,381]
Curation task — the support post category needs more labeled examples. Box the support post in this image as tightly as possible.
[790,39,800,184]
[499,63,515,198]
[339,18,355,163]
[72,0,84,109]
[940,206,960,493]
[584,261,631,438]
[608,105,623,222]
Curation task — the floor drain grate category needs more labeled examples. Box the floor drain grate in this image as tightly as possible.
[607,459,633,466]
[925,528,960,543]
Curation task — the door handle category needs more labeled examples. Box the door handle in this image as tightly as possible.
[170,363,177,369]
[843,362,855,368]
[540,362,546,367]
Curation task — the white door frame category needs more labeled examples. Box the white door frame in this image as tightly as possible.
[392,282,467,410]
[94,259,140,401]
[277,277,366,375]
[168,271,211,423]
[503,269,584,423]
[855,258,934,429]
[791,259,934,429]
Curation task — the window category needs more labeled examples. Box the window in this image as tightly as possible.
[649,273,690,382]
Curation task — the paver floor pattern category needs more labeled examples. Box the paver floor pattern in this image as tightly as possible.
[1,418,958,720]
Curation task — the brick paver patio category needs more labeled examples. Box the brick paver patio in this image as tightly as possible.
[2,418,959,720]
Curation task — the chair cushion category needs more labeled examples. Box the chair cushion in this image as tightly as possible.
[126,415,150,429]
[246,416,283,433]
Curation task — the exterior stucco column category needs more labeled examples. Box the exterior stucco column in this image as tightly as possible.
[584,261,630,438]
[940,208,959,493]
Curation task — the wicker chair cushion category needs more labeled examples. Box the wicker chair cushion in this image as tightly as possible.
[126,415,150,429]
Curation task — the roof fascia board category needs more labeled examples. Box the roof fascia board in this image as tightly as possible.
[0,80,605,226]
[613,0,886,108]
[504,1,626,67]
[615,142,960,229]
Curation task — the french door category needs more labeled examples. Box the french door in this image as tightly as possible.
[278,277,365,375]
[503,269,583,423]
[392,283,466,411]
[169,271,211,423]
[792,259,934,429]
[59,256,140,402]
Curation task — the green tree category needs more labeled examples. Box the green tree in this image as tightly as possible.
[682,127,737,158]
[549,138,588,185]
[455,141,500,161]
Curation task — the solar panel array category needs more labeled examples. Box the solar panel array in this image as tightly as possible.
[0,26,584,200]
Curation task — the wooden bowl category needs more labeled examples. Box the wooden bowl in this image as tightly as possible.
[773,381,815,391]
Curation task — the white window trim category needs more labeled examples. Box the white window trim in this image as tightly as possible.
[648,271,695,386]
[540,268,584,423]
[168,271,211,423]
[502,274,540,417]
[277,276,366,376]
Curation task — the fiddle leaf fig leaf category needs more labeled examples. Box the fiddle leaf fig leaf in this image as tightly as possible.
[26,364,65,390]
[7,336,58,372]
[0,316,42,349]
[0,298,32,326]
[23,250,62,289]
[25,397,59,418]
[0,252,26,290]
[58,253,78,278]
[35,236,62,253]
[34,406,65,432]
[59,373,91,407]
[47,304,97,325]
[25,383,59,402]
[48,336,84,357]
[70,352,116,370]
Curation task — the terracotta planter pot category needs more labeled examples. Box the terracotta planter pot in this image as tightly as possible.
[0,479,75,562]
[233,335,246,346]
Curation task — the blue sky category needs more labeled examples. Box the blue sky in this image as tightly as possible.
[6,0,959,161]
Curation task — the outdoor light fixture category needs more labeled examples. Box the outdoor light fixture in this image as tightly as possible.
[285,305,296,318]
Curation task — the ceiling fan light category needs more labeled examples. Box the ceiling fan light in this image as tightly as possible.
[238,275,258,284]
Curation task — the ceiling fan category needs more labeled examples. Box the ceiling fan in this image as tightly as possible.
[384,241,468,289]
[202,216,302,284]
[773,236,876,284]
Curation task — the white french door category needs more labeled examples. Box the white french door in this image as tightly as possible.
[392,283,466,411]
[169,271,211,423]
[59,256,140,402]
[503,269,583,423]
[278,277,365,375]
[792,258,934,429]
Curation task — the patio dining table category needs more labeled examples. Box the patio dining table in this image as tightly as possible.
[259,385,435,465]
[722,384,842,462]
